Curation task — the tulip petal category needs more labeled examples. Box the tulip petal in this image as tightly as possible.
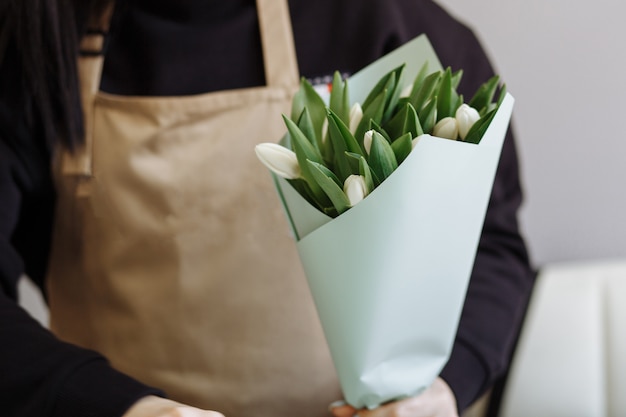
[343,174,368,207]
[455,104,481,140]
[348,103,363,135]
[254,143,301,179]
[433,117,459,140]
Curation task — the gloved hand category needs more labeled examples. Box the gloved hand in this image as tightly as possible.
[123,395,225,417]
[330,377,458,417]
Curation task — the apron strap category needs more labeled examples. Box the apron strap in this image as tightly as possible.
[61,3,115,176]
[62,0,299,176]
[256,0,300,90]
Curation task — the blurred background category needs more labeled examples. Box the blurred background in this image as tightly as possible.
[437,0,626,267]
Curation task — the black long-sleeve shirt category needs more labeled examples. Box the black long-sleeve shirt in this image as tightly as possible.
[0,1,535,416]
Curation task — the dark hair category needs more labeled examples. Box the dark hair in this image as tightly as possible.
[0,0,112,150]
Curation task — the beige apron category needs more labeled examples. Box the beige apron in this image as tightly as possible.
[47,1,340,415]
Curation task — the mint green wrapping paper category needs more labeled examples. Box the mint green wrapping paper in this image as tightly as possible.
[272,35,515,409]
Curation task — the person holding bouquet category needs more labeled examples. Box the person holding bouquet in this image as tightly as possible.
[0,1,534,417]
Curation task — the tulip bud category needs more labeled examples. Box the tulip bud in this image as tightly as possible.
[455,104,481,140]
[321,117,329,144]
[343,174,368,207]
[432,117,459,140]
[349,102,363,134]
[254,143,301,179]
[411,133,431,149]
[363,129,374,154]
[400,83,413,98]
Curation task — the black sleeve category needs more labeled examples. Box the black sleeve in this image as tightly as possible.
[0,46,162,417]
[438,126,535,411]
[0,291,162,417]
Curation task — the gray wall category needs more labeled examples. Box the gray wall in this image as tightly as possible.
[19,0,626,319]
[437,0,626,267]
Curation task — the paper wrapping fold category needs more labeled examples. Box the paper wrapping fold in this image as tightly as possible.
[272,35,515,409]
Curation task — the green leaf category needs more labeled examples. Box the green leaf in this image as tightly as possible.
[437,67,459,120]
[282,115,330,206]
[464,108,497,144]
[307,160,351,215]
[323,206,339,217]
[329,71,350,125]
[407,103,424,137]
[287,178,321,208]
[296,108,320,152]
[395,96,411,110]
[368,131,398,182]
[451,69,464,89]
[468,75,500,114]
[419,97,438,134]
[497,83,507,107]
[328,110,363,155]
[409,71,441,113]
[382,65,406,123]
[358,155,375,193]
[346,152,378,189]
[346,152,375,193]
[409,62,431,97]
[355,90,387,146]
[390,132,413,164]
[369,119,392,143]
[361,65,403,110]
[383,103,409,140]
[455,94,464,113]
[290,78,327,145]
[327,109,363,182]
[383,102,423,140]
[311,159,342,188]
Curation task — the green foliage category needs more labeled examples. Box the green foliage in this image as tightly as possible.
[278,60,506,217]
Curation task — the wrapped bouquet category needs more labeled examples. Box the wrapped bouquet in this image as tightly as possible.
[255,35,514,409]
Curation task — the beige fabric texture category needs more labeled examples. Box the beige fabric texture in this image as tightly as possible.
[47,1,340,416]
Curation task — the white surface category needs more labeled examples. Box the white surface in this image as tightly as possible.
[499,260,626,417]
[435,0,626,267]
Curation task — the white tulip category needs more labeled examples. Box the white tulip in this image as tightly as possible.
[363,130,374,154]
[321,117,329,144]
[432,117,459,140]
[348,102,363,134]
[400,83,413,98]
[343,175,368,207]
[254,143,301,179]
[455,104,481,140]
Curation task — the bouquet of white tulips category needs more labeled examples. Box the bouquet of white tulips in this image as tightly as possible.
[255,35,515,409]
[256,46,506,218]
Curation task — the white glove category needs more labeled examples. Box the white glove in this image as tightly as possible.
[123,395,225,417]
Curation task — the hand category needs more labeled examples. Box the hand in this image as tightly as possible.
[330,377,458,417]
[123,395,225,417]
